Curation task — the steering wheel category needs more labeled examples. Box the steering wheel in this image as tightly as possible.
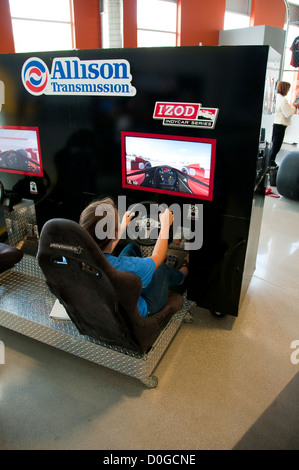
[127,200,173,246]
[154,165,177,188]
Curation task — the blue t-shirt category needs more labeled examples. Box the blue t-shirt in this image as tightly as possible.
[104,254,156,318]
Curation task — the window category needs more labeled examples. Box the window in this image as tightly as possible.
[281,2,299,104]
[223,11,250,30]
[137,0,177,47]
[224,0,251,30]
[9,0,74,53]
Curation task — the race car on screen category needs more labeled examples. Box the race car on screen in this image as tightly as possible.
[0,148,41,173]
[126,158,210,197]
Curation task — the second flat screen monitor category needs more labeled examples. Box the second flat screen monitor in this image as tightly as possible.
[121,132,216,201]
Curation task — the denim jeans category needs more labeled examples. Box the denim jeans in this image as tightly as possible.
[118,243,185,316]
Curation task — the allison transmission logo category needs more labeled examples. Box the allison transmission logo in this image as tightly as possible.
[22,56,136,97]
[22,58,49,95]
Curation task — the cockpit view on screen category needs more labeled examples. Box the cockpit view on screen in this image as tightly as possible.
[0,126,43,177]
[121,132,216,200]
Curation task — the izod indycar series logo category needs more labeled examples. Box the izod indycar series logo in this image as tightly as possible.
[22,57,136,97]
[153,102,218,129]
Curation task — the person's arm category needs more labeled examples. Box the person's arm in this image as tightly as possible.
[111,211,135,252]
[281,97,297,118]
[150,209,173,270]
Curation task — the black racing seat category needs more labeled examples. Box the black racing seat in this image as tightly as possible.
[0,243,23,274]
[37,218,184,354]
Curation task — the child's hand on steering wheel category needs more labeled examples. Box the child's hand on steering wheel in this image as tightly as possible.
[119,210,135,234]
[159,208,173,229]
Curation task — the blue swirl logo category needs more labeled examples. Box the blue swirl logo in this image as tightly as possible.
[22,58,49,95]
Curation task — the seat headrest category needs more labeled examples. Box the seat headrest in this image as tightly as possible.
[38,218,103,266]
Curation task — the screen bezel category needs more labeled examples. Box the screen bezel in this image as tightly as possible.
[121,131,216,201]
[0,125,44,177]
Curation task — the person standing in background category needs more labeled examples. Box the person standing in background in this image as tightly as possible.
[269,81,299,167]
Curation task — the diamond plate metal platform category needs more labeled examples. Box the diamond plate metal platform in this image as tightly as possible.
[0,255,194,387]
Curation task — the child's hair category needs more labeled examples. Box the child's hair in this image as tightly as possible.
[79,197,118,250]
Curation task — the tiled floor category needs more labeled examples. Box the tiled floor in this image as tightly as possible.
[0,146,298,450]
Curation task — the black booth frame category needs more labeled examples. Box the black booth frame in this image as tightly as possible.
[0,46,280,381]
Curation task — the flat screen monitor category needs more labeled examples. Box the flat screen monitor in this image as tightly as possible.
[121,132,216,200]
[0,126,43,177]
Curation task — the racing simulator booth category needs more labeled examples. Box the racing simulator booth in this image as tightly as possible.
[0,46,280,386]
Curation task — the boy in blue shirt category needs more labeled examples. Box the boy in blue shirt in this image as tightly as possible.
[79,198,188,317]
